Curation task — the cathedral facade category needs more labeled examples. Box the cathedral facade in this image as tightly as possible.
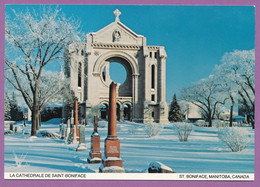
[65,9,168,124]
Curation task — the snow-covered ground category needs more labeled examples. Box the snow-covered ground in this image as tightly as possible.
[4,119,255,173]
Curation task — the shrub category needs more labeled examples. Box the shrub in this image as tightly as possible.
[87,105,101,119]
[98,121,107,128]
[174,122,193,142]
[212,120,227,128]
[144,123,163,137]
[13,151,27,167]
[194,120,205,127]
[218,127,252,152]
[86,118,94,126]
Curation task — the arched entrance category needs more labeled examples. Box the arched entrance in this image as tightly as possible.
[100,103,108,120]
[116,103,121,121]
[123,103,131,120]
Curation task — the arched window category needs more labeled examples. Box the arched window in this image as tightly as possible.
[78,62,82,87]
[151,64,155,89]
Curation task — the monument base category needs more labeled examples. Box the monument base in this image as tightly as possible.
[76,143,87,151]
[102,157,123,167]
[99,157,125,173]
[70,127,80,143]
[87,151,102,163]
[105,138,120,158]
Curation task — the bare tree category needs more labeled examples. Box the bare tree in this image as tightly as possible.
[5,7,82,136]
[180,77,227,127]
[213,66,239,127]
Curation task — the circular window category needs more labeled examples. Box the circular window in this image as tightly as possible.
[102,62,127,84]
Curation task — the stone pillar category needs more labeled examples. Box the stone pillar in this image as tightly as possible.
[100,82,125,173]
[88,116,102,163]
[132,74,139,122]
[65,119,70,141]
[108,82,117,139]
[59,124,62,137]
[76,125,87,151]
[158,56,169,124]
[72,100,80,142]
[23,115,26,127]
[120,107,124,121]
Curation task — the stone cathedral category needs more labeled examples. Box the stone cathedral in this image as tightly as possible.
[65,9,168,124]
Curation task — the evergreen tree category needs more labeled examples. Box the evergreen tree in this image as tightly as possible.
[168,94,183,122]
[4,94,11,120]
[9,92,23,121]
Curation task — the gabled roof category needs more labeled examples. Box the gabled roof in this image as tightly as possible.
[87,9,146,46]
[93,20,143,38]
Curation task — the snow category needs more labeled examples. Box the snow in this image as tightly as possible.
[4,120,255,174]
[149,161,173,172]
[104,157,122,161]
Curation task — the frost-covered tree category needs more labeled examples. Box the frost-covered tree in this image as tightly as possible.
[169,94,183,122]
[180,77,227,127]
[217,49,255,128]
[5,7,82,136]
[63,90,77,121]
[4,94,11,120]
[212,68,240,127]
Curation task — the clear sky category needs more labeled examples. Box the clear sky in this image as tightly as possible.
[5,5,255,102]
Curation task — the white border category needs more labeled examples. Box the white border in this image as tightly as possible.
[4,173,254,181]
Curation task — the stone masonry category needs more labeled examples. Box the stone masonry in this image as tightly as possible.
[65,9,168,124]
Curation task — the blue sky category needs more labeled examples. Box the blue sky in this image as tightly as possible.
[5,5,255,102]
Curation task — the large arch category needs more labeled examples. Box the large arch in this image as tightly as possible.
[93,50,139,76]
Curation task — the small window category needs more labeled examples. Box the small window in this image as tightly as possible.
[151,65,155,89]
[151,94,155,101]
[78,62,82,87]
[152,111,154,118]
[150,52,152,58]
[154,52,157,58]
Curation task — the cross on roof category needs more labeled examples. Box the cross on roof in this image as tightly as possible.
[113,9,121,22]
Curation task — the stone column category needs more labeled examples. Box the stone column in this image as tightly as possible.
[74,100,80,141]
[76,125,87,151]
[23,115,26,127]
[120,107,124,121]
[132,74,139,122]
[60,124,65,140]
[100,82,125,173]
[65,119,70,141]
[88,116,102,163]
[108,82,117,139]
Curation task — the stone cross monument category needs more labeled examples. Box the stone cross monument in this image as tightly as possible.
[99,82,125,173]
[88,116,102,163]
